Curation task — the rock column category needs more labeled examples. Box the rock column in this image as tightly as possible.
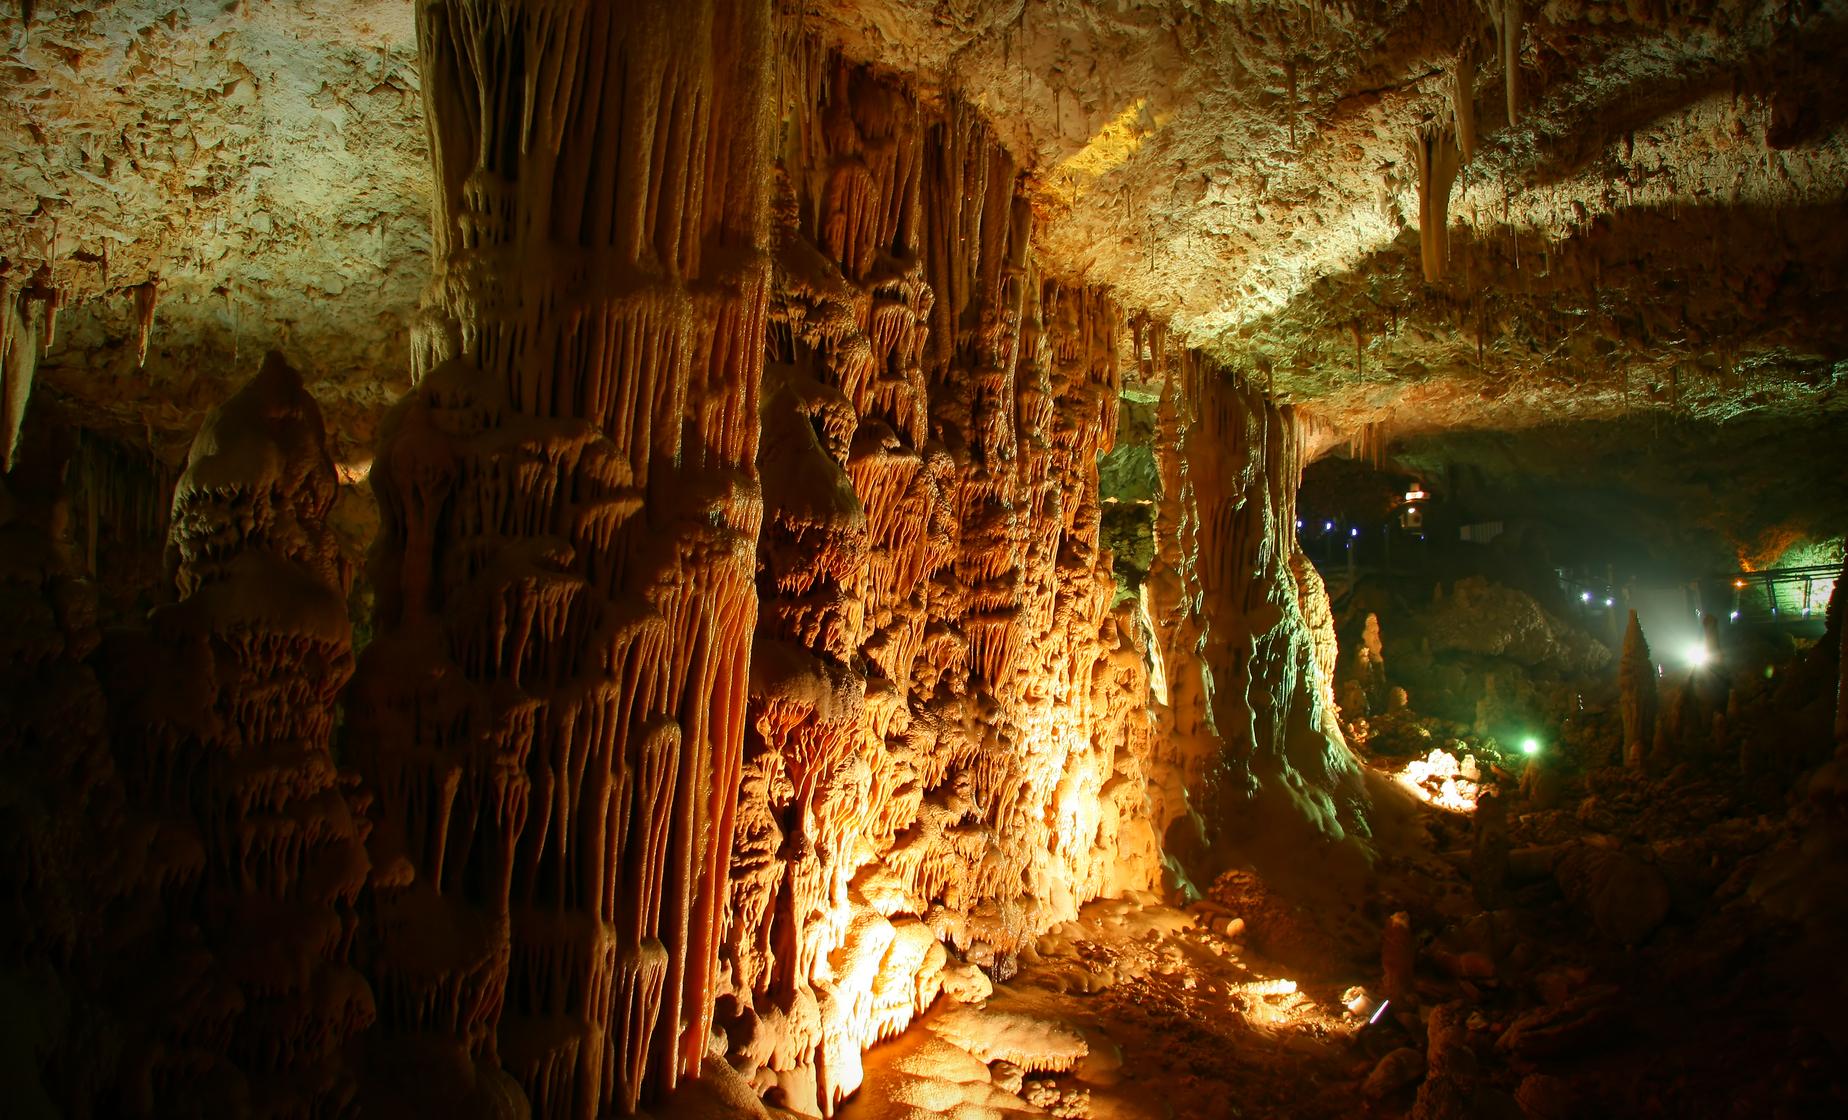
[347,3,774,1115]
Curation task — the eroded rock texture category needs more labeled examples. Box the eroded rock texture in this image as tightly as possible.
[714,55,1163,1115]
[100,351,371,1116]
[1142,325,1369,892]
[345,2,774,1115]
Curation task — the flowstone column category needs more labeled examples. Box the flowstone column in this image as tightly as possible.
[106,352,373,1115]
[1162,354,1370,889]
[347,2,774,1115]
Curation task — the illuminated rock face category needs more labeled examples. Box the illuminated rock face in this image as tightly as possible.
[0,10,1363,1116]
[346,2,773,1115]
[720,56,1161,1115]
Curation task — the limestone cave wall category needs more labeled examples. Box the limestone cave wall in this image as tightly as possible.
[719,53,1163,1115]
[0,4,1365,1116]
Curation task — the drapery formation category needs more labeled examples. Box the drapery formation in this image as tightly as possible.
[346,2,774,1114]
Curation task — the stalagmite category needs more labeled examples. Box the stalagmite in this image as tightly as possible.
[1619,610,1658,771]
[1382,911,1415,1004]
[1358,612,1388,712]
[102,351,372,1114]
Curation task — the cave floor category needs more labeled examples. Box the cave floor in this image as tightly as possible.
[834,737,1848,1120]
[838,895,1373,1120]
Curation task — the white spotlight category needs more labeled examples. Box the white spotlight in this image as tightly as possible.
[1684,643,1711,669]
[1580,591,1592,603]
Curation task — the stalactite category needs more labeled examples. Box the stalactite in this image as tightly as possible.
[1452,41,1478,164]
[132,277,160,368]
[1494,0,1522,127]
[1414,124,1462,284]
[2,271,41,471]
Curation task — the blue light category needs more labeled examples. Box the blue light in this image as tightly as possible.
[1324,520,1334,532]
[1349,527,1359,538]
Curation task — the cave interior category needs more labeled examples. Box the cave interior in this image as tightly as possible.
[3,2,1847,1118]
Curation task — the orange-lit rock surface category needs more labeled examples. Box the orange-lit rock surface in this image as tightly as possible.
[1,2,1845,1118]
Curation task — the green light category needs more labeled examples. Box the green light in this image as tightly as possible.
[1520,737,1541,756]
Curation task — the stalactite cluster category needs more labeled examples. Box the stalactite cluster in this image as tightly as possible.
[101,351,372,1115]
[714,54,1162,1116]
[2,8,1378,1115]
[346,2,774,1115]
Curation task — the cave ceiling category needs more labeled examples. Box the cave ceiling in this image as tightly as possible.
[4,0,1846,467]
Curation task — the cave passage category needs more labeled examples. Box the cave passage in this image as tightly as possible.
[3,2,1847,1119]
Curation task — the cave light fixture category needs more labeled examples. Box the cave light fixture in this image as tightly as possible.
[1519,736,1541,756]
[1684,642,1712,669]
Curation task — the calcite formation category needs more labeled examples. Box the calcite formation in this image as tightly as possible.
[102,350,371,1115]
[718,53,1162,1115]
[1413,124,1461,284]
[346,2,773,1114]
[1,3,1845,1118]
[1619,611,1659,771]
[1146,334,1370,886]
